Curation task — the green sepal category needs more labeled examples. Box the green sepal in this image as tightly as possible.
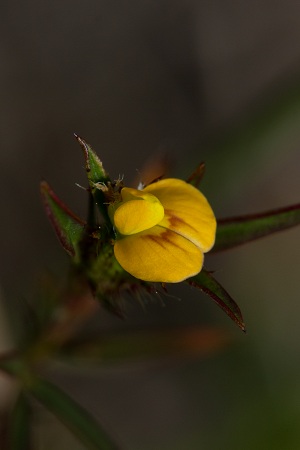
[187,269,245,331]
[214,203,300,252]
[75,135,112,225]
[75,134,109,187]
[40,181,85,258]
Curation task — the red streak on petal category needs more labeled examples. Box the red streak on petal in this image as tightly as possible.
[145,229,180,250]
[164,209,199,233]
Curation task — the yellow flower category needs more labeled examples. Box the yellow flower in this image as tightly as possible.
[109,178,216,283]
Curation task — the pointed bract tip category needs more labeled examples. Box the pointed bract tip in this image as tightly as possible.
[40,179,49,193]
[74,133,86,148]
[74,133,83,142]
[186,162,206,188]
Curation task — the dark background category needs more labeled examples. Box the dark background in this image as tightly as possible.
[1,2,300,449]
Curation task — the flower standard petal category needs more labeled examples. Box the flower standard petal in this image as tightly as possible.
[143,178,216,252]
[113,226,204,283]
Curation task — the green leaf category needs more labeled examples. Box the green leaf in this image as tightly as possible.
[187,269,245,331]
[214,203,300,252]
[40,181,85,257]
[9,391,32,450]
[29,377,120,450]
[0,357,120,450]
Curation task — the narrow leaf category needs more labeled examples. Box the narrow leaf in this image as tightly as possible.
[40,181,85,257]
[188,269,245,331]
[29,377,120,450]
[9,391,32,450]
[214,203,300,252]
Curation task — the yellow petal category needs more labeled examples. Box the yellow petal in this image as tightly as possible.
[113,187,164,235]
[143,178,216,252]
[114,226,204,282]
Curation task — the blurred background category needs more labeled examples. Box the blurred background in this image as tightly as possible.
[1,1,300,448]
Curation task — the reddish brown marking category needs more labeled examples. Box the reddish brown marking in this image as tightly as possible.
[145,229,181,250]
[164,209,199,233]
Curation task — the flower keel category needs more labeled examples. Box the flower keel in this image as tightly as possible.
[111,188,164,235]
